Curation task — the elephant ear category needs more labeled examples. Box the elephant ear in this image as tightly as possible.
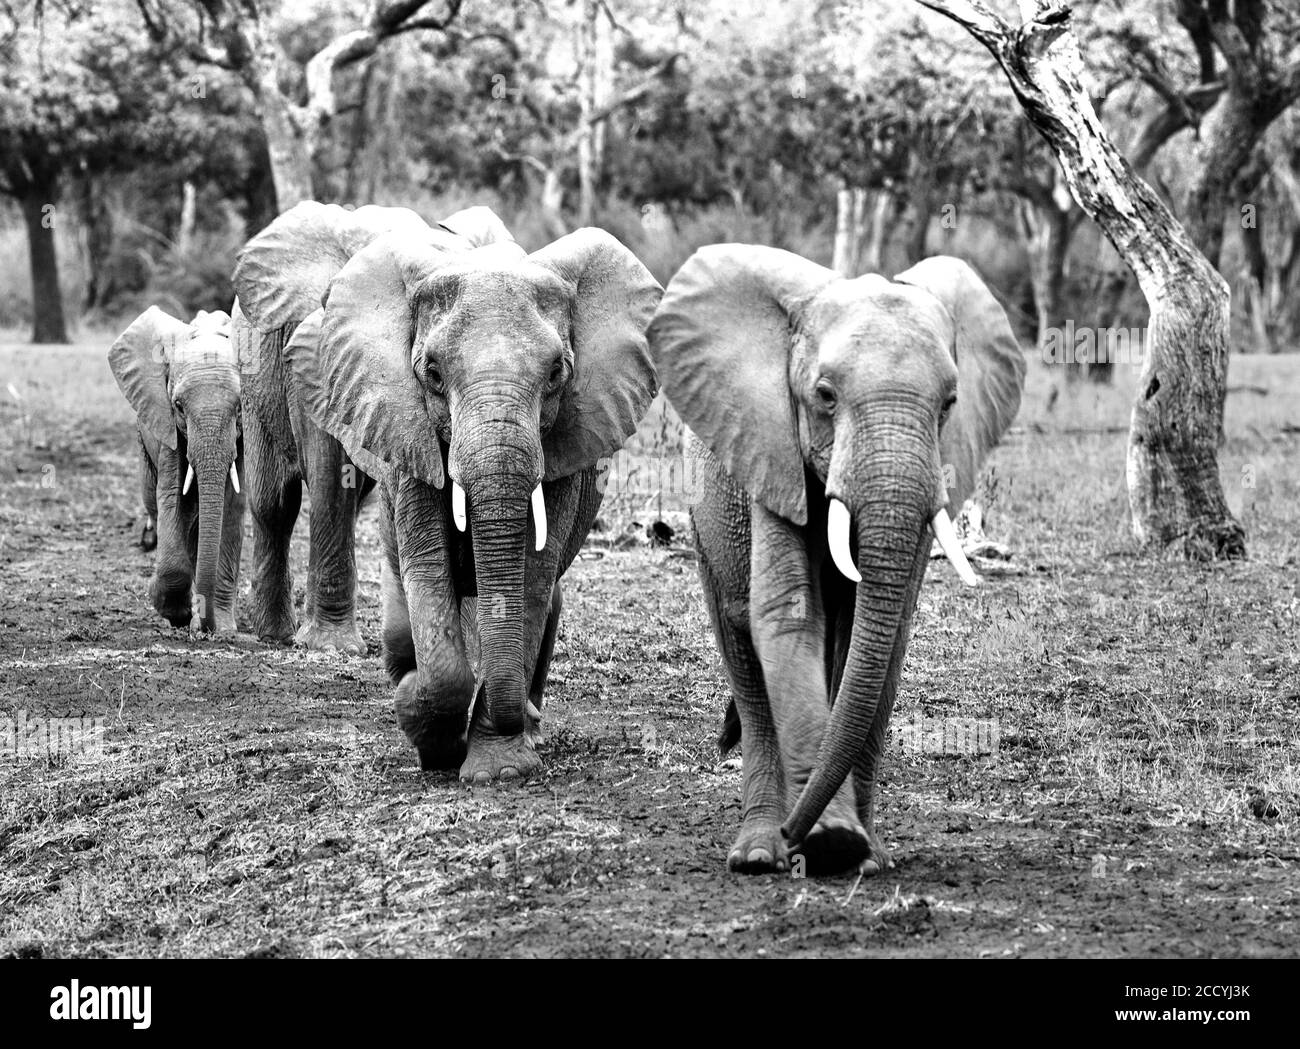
[233,201,430,334]
[529,228,663,481]
[300,232,459,488]
[894,256,1026,508]
[647,245,838,525]
[438,205,515,248]
[284,308,390,482]
[108,305,193,449]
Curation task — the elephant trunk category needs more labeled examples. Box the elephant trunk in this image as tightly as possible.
[783,453,932,846]
[454,404,543,740]
[189,414,237,632]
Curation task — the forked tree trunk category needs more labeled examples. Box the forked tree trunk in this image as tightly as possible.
[918,0,1245,559]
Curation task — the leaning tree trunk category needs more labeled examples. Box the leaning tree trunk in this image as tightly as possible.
[918,0,1245,560]
[19,173,70,345]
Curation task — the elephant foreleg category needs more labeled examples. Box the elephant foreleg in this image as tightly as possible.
[149,445,195,627]
[528,582,562,714]
[697,543,789,874]
[389,478,477,771]
[297,433,363,654]
[139,430,158,551]
[244,399,300,644]
[749,502,870,874]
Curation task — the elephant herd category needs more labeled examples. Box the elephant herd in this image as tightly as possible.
[108,202,1025,877]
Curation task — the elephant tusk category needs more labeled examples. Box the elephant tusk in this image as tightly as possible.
[183,464,195,496]
[531,484,547,552]
[827,498,861,583]
[229,463,240,494]
[452,481,467,532]
[932,508,979,587]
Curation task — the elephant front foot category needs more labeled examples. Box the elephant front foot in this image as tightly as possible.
[149,574,192,628]
[394,671,473,771]
[459,724,542,785]
[188,609,237,635]
[786,795,873,876]
[728,817,790,874]
[295,617,365,655]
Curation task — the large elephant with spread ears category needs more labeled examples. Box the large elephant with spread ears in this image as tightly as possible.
[649,247,1025,875]
[275,213,661,782]
[231,201,510,653]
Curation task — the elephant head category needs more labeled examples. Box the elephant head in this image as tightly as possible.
[109,306,241,631]
[284,216,661,739]
[648,246,1024,848]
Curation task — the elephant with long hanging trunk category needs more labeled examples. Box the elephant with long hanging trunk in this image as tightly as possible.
[278,211,661,781]
[649,247,1025,875]
[109,308,245,633]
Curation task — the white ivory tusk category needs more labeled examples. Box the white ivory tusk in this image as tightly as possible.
[452,481,467,532]
[183,464,194,495]
[229,463,240,494]
[827,498,861,583]
[531,484,547,552]
[932,508,978,587]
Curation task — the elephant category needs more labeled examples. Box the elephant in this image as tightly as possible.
[109,307,245,633]
[271,212,661,781]
[648,247,1025,875]
[229,201,507,653]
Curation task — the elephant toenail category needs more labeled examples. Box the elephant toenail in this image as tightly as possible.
[749,848,772,865]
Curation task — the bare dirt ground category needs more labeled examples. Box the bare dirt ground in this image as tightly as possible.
[1,341,1297,957]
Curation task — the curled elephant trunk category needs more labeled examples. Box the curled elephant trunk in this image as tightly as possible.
[783,477,931,846]
[453,408,543,739]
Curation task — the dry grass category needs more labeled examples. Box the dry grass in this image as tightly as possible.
[0,337,1297,957]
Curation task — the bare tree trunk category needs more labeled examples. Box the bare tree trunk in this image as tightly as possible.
[905,164,935,265]
[832,187,857,276]
[575,0,599,227]
[917,0,1244,559]
[77,176,114,313]
[177,181,198,256]
[861,189,891,273]
[19,172,69,344]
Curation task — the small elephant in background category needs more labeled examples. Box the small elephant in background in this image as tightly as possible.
[282,212,661,782]
[649,247,1025,875]
[109,307,245,633]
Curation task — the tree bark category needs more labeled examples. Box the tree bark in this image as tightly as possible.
[916,0,1245,559]
[575,0,599,227]
[19,172,69,344]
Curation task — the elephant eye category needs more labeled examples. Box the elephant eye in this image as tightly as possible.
[427,364,445,395]
[815,380,837,412]
[548,358,565,388]
[941,394,957,418]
